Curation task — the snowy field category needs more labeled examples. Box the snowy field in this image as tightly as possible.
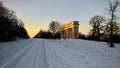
[0,39,120,68]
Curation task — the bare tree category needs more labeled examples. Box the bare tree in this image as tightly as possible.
[107,0,120,47]
[49,21,61,35]
[89,15,104,40]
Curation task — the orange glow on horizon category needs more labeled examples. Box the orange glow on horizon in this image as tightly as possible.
[25,24,48,38]
[26,27,89,38]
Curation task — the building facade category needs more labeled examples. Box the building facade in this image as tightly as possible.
[60,21,79,39]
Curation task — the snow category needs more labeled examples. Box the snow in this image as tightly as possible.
[0,39,120,68]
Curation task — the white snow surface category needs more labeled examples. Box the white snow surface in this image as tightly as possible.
[0,39,120,68]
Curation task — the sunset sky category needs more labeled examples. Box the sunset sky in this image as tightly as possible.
[3,0,119,38]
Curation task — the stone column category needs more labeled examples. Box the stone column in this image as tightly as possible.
[71,28,74,39]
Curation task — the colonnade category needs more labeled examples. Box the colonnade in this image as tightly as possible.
[60,21,79,39]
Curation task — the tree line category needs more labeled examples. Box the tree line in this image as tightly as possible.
[79,0,120,47]
[0,2,29,42]
[34,21,61,39]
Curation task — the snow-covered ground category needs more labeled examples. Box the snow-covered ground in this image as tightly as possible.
[0,39,120,68]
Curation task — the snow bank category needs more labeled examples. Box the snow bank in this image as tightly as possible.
[46,39,120,68]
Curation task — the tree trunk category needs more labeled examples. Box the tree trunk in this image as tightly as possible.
[109,10,115,47]
[97,26,100,41]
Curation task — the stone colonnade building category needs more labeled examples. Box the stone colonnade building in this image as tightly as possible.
[60,21,79,39]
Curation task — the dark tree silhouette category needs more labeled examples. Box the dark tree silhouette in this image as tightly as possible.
[0,2,29,41]
[106,0,120,47]
[34,29,60,39]
[34,30,53,39]
[49,21,61,36]
[79,32,86,39]
[89,15,105,41]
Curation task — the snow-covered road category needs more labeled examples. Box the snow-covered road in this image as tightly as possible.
[0,39,120,68]
[0,39,49,68]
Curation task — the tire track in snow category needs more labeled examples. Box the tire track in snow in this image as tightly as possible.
[14,40,41,68]
[0,44,19,53]
[37,40,49,68]
[0,40,34,65]
[0,40,37,68]
[0,40,28,52]
[14,39,49,68]
[30,39,49,68]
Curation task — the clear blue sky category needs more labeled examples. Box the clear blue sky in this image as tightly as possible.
[3,0,120,37]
